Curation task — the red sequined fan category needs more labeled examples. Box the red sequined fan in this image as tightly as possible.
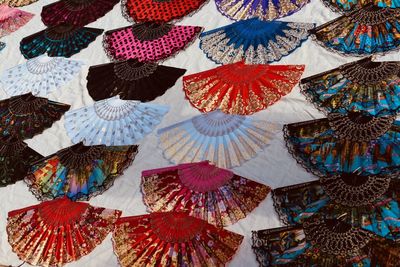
[141,161,270,227]
[122,0,208,23]
[7,197,121,266]
[112,212,243,266]
[183,61,305,115]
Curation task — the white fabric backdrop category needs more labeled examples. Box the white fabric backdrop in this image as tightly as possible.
[1,0,398,266]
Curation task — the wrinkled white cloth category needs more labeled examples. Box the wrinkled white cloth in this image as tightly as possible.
[1,1,398,266]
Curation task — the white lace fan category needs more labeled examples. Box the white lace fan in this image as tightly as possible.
[1,55,83,96]
[64,96,169,146]
[157,110,279,168]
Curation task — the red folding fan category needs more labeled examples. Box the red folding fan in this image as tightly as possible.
[183,61,305,115]
[122,0,208,23]
[7,197,121,266]
[112,212,244,266]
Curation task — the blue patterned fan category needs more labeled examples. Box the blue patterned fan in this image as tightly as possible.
[20,23,103,59]
[64,96,169,146]
[199,18,314,64]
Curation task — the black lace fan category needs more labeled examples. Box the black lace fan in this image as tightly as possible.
[87,59,186,101]
[20,23,103,59]
[0,93,70,140]
[0,136,42,187]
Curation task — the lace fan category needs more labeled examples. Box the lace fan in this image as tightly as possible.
[300,57,400,115]
[1,55,83,96]
[41,0,119,27]
[199,18,314,64]
[284,112,400,176]
[24,142,138,201]
[141,161,270,227]
[0,93,70,140]
[20,23,103,59]
[64,96,169,146]
[183,61,304,115]
[215,0,311,21]
[272,173,400,241]
[310,5,400,56]
[103,22,203,62]
[7,197,121,266]
[252,215,398,266]
[112,212,243,266]
[157,110,279,168]
[0,4,33,38]
[0,136,42,187]
[87,59,186,101]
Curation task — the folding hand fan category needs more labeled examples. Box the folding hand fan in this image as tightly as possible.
[41,0,119,27]
[252,216,399,266]
[310,5,400,56]
[199,18,314,64]
[103,22,203,62]
[0,0,37,7]
[0,4,33,38]
[272,173,400,241]
[300,57,400,116]
[0,93,70,140]
[7,197,121,267]
[122,0,208,23]
[321,0,400,13]
[64,96,169,146]
[0,136,42,187]
[215,0,310,21]
[20,23,103,59]
[86,59,186,101]
[183,61,305,115]
[1,55,83,97]
[141,161,270,227]
[112,212,244,266]
[157,110,279,168]
[24,142,138,201]
[284,112,400,176]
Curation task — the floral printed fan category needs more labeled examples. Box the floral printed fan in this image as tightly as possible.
[0,4,33,38]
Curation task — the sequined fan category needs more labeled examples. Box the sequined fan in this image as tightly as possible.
[284,112,400,176]
[310,5,400,56]
[321,0,400,13]
[1,55,83,97]
[24,142,138,201]
[87,59,186,101]
[0,0,37,7]
[199,18,314,64]
[103,22,203,62]
[0,137,42,187]
[300,57,400,116]
[141,161,270,227]
[252,215,400,266]
[183,61,304,115]
[20,23,103,59]
[215,0,310,21]
[158,110,279,168]
[112,212,243,267]
[0,93,70,140]
[41,0,119,27]
[0,4,33,38]
[64,96,169,146]
[122,0,208,23]
[7,197,121,267]
[272,172,400,241]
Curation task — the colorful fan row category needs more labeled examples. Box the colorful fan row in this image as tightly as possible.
[6,159,275,266]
